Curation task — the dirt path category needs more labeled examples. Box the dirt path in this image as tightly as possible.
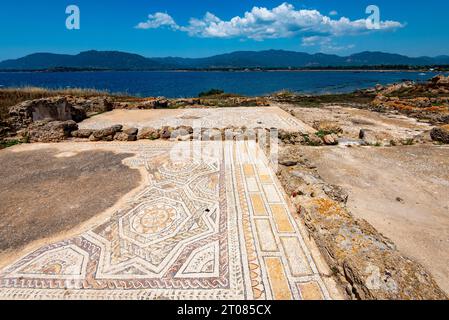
[300,145,449,295]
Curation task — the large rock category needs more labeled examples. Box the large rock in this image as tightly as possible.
[359,129,381,145]
[430,126,449,144]
[278,129,306,145]
[201,128,223,141]
[137,127,160,140]
[306,134,323,146]
[71,129,93,139]
[20,120,78,143]
[171,126,194,140]
[434,114,449,125]
[136,98,169,109]
[323,134,339,146]
[278,146,306,167]
[89,125,123,141]
[160,126,174,139]
[122,127,138,136]
[114,132,137,141]
[153,99,169,109]
[9,97,86,130]
[113,126,138,141]
[430,75,449,86]
[68,97,114,115]
[313,120,343,135]
[175,126,194,135]
[0,120,12,138]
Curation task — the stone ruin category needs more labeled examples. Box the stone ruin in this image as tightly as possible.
[8,97,85,131]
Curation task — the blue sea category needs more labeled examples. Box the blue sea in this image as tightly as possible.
[0,71,443,97]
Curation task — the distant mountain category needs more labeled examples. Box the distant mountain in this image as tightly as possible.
[156,50,347,68]
[0,49,448,71]
[0,50,164,70]
[433,55,449,65]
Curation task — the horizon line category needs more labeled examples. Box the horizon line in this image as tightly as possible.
[2,49,449,62]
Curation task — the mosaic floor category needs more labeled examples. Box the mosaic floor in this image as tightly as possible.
[0,141,334,300]
[79,107,314,132]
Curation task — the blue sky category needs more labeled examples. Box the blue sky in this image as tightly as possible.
[0,0,448,61]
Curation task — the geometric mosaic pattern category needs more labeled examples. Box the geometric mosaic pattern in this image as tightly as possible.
[0,141,331,300]
[79,107,311,132]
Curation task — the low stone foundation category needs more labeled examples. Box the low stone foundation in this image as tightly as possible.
[9,97,87,131]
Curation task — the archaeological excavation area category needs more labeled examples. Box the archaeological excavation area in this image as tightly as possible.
[0,79,448,300]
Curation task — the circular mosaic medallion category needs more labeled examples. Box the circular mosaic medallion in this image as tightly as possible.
[131,204,177,235]
[159,158,198,175]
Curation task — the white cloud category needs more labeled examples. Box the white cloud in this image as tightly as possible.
[329,10,338,16]
[135,12,179,30]
[136,2,404,43]
[301,36,328,47]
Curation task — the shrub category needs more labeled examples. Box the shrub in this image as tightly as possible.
[0,139,21,149]
[198,89,225,97]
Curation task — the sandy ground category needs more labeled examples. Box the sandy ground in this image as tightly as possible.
[0,145,141,265]
[283,105,432,141]
[79,107,315,132]
[300,145,449,295]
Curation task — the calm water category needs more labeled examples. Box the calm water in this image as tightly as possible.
[0,71,442,97]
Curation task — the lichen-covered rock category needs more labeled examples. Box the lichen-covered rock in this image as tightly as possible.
[367,76,449,125]
[0,120,12,138]
[306,134,323,146]
[430,126,449,144]
[313,121,343,135]
[71,129,93,138]
[175,126,194,135]
[275,148,448,300]
[278,129,306,145]
[68,97,113,115]
[122,127,138,136]
[322,184,349,204]
[137,127,160,140]
[359,129,380,145]
[201,128,223,141]
[177,134,192,141]
[20,120,78,143]
[89,125,123,141]
[198,97,270,108]
[323,134,339,146]
[114,131,137,141]
[169,126,194,140]
[160,126,174,139]
[430,75,449,86]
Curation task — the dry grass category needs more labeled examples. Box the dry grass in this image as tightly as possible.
[271,90,376,108]
[0,87,112,121]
